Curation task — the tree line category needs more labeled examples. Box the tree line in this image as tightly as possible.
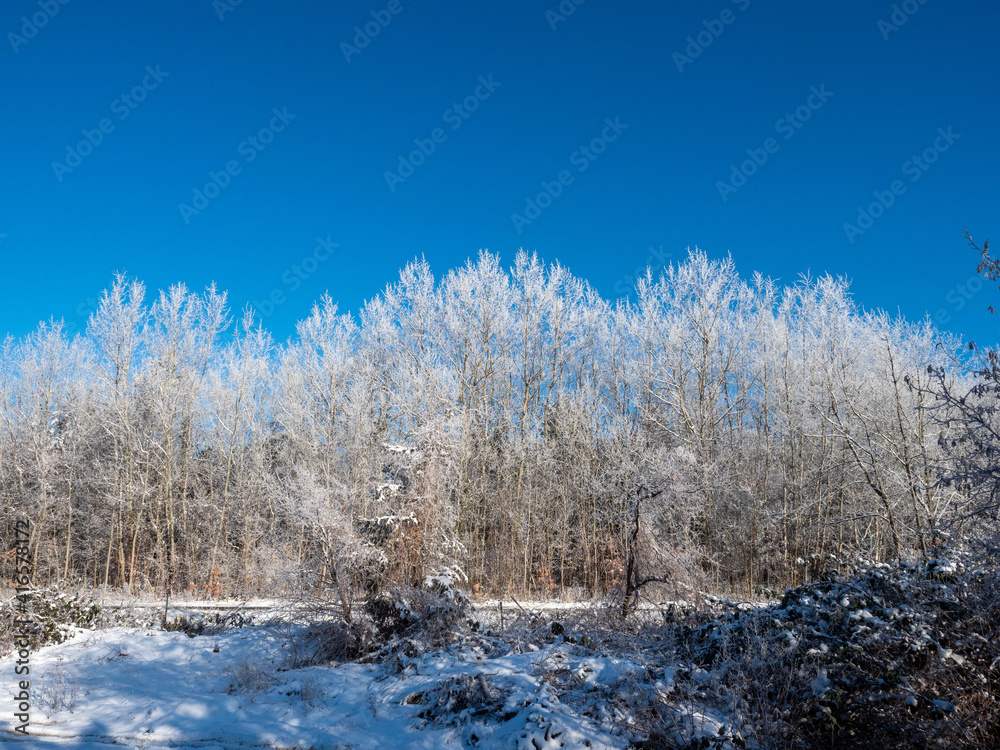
[0,249,978,600]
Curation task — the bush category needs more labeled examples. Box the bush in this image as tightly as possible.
[287,566,473,669]
[161,609,256,638]
[1,587,102,653]
[225,659,274,698]
[650,554,1000,748]
[365,567,471,646]
[162,614,206,637]
[283,618,376,669]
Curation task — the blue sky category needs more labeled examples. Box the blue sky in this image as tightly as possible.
[1,0,998,345]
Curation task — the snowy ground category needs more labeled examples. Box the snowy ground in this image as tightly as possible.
[6,557,990,748]
[0,621,688,749]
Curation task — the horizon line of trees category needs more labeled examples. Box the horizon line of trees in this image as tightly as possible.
[0,248,981,600]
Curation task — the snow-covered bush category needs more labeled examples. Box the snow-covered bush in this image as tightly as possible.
[285,567,473,669]
[0,586,119,654]
[283,618,377,668]
[648,554,1000,748]
[162,614,207,637]
[364,567,471,655]
[35,663,79,716]
[162,608,257,638]
[416,671,507,726]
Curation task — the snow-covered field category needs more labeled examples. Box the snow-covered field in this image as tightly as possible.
[0,620,699,749]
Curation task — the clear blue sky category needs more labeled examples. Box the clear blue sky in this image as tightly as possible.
[1,0,998,344]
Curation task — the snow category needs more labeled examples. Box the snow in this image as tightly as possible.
[0,624,636,749]
[4,554,985,748]
[810,669,832,698]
